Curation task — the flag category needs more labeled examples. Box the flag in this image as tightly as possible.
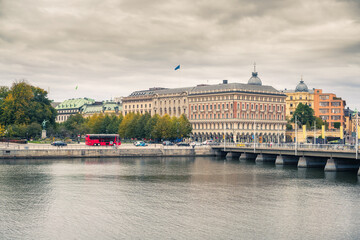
[174,65,180,70]
[75,85,78,90]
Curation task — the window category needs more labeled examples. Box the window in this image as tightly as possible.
[320,95,329,100]
[331,102,341,107]
[320,102,329,107]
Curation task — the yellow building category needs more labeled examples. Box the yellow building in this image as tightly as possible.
[281,79,314,119]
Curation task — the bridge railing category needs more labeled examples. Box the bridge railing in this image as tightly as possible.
[219,143,358,151]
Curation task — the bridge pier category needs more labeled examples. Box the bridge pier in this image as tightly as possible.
[297,156,327,168]
[226,152,241,159]
[239,153,257,161]
[324,158,360,172]
[255,154,277,163]
[214,150,226,157]
[275,155,299,165]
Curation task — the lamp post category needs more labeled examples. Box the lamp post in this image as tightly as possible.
[353,109,359,159]
[314,120,316,145]
[295,115,298,156]
[223,123,226,151]
[254,120,256,153]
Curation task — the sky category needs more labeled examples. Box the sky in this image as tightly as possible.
[0,0,359,108]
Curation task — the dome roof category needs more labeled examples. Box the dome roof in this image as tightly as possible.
[248,71,262,86]
[295,79,309,92]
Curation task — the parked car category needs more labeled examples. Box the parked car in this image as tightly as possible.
[177,142,190,147]
[190,142,202,147]
[134,141,148,147]
[202,140,214,145]
[162,141,174,146]
[51,141,67,146]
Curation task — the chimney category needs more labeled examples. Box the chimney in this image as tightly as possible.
[223,80,228,84]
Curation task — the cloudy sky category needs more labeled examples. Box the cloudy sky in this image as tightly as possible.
[0,0,359,108]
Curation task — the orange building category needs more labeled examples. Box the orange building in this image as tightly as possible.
[313,89,346,130]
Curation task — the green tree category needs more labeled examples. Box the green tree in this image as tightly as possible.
[291,103,315,126]
[64,113,87,137]
[107,115,122,134]
[0,81,56,126]
[178,114,192,138]
[26,122,42,139]
[153,114,172,139]
[144,114,160,139]
[333,122,341,129]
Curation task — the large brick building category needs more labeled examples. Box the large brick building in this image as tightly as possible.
[123,67,287,143]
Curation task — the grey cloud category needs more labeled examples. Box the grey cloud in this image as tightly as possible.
[0,0,359,108]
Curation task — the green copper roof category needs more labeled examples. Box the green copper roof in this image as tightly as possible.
[56,98,95,109]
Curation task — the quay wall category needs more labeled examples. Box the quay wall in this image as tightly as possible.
[0,147,215,159]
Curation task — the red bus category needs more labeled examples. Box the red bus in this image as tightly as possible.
[85,134,121,146]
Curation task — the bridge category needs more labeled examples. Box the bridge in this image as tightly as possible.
[211,143,360,175]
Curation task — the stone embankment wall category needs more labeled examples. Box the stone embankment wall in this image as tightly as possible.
[0,147,215,159]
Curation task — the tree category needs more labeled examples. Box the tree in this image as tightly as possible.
[333,122,341,129]
[144,114,160,139]
[290,103,315,126]
[26,122,42,139]
[0,124,5,137]
[178,114,192,138]
[153,115,172,139]
[0,81,56,126]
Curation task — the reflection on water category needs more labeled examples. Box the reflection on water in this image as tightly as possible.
[0,157,359,240]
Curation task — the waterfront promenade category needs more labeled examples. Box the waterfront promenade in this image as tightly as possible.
[0,142,214,159]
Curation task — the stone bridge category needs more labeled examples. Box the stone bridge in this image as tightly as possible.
[211,144,360,175]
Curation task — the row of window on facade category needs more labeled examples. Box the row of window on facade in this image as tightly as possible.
[192,122,285,130]
[289,95,311,100]
[189,95,284,103]
[319,108,343,114]
[320,115,343,121]
[125,103,151,109]
[191,103,284,112]
[289,103,312,107]
[191,112,285,121]
[57,115,70,121]
[58,109,78,114]
[319,102,342,107]
[154,99,186,106]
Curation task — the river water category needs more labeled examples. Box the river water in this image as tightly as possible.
[0,157,359,240]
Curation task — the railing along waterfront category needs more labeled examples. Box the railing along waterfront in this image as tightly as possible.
[218,143,358,152]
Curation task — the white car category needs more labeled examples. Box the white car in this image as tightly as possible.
[190,142,202,146]
[202,140,214,145]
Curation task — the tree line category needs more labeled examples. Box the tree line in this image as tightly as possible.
[58,112,192,141]
[0,81,56,138]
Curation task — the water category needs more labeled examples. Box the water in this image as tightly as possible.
[0,157,359,240]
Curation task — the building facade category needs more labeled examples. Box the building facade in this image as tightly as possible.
[281,79,314,119]
[122,67,287,143]
[122,87,191,117]
[56,98,122,122]
[55,98,95,123]
[313,89,346,129]
[189,72,287,143]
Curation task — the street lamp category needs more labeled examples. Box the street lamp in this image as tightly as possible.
[352,109,359,159]
[294,115,301,156]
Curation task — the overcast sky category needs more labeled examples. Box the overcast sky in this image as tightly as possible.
[0,0,359,108]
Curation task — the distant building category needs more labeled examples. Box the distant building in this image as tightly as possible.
[189,69,287,143]
[55,98,95,123]
[123,65,287,143]
[281,78,315,119]
[313,89,346,130]
[122,87,190,117]
[82,101,122,118]
[55,98,122,122]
